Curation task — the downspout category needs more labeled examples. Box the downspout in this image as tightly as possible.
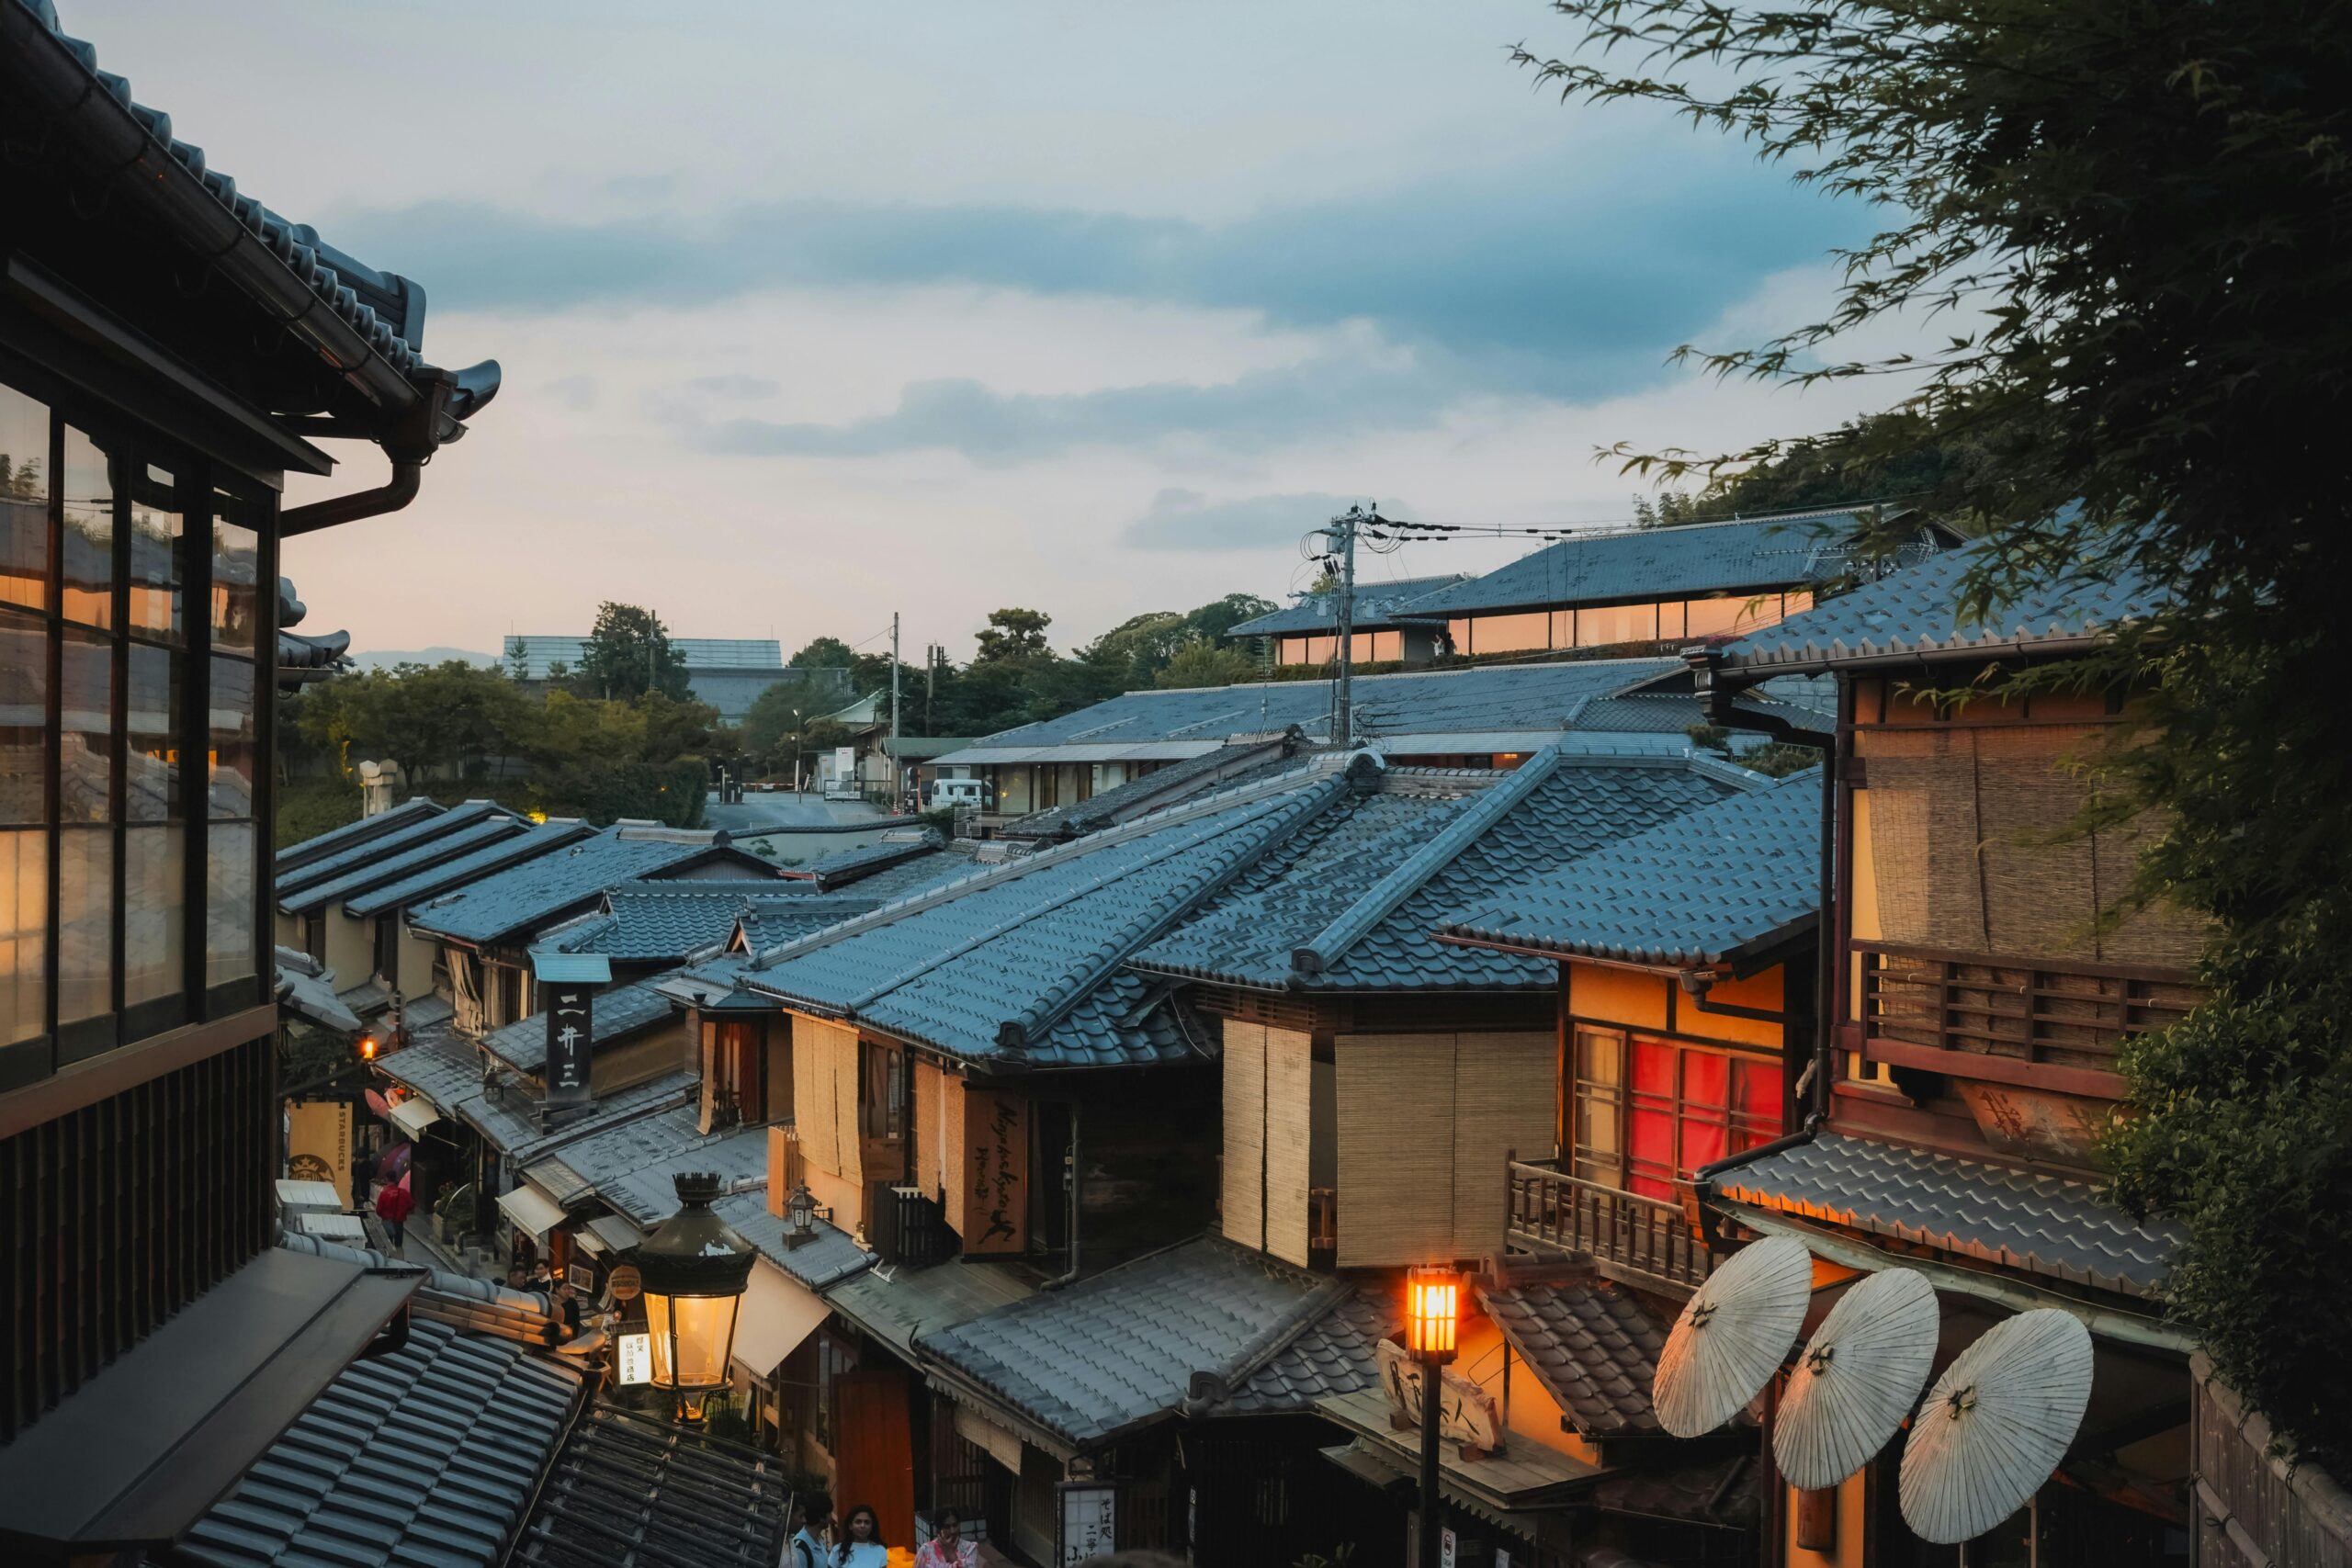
[1043,1105,1083,1290]
[280,374,454,536]
[1688,649,1837,1127]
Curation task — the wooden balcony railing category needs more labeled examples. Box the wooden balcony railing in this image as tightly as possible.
[1855,940,2201,1096]
[1505,1160,1713,1291]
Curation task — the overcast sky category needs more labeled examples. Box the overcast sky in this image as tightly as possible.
[82,0,1895,663]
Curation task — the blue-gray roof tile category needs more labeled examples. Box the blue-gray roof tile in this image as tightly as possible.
[1398,510,1950,618]
[277,800,512,898]
[1718,538,2165,672]
[275,797,442,873]
[553,880,839,962]
[1437,768,1822,968]
[278,813,529,917]
[1227,574,1470,637]
[716,1196,875,1292]
[1710,1132,2183,1298]
[407,828,765,946]
[481,981,676,1074]
[917,1237,1346,1450]
[345,820,597,919]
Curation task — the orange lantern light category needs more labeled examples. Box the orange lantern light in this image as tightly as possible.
[1405,1266,1460,1365]
[356,1034,379,1061]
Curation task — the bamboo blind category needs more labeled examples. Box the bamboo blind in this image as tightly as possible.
[790,1014,863,1184]
[1452,1032,1556,1258]
[1264,1026,1315,1268]
[1336,1032,1456,1268]
[1860,724,2205,968]
[1220,1020,1266,1252]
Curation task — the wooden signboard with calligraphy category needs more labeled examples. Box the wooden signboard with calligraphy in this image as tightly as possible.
[546,987,594,1107]
[1375,1339,1504,1454]
[961,1088,1029,1257]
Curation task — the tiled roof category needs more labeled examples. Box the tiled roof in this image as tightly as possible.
[916,1236,1349,1451]
[277,801,508,897]
[778,833,944,887]
[1002,738,1305,840]
[552,880,825,961]
[746,778,1339,1066]
[1218,1291,1396,1417]
[1718,537,2165,672]
[512,1401,790,1568]
[172,1317,580,1568]
[275,797,442,873]
[1590,1451,1767,1531]
[1478,1276,1669,1437]
[714,1195,874,1292]
[481,981,675,1074]
[277,813,529,917]
[345,820,596,919]
[1227,574,1472,637]
[1709,1133,2184,1299]
[1437,767,1821,968]
[275,953,362,1033]
[1397,510,1946,618]
[524,1107,767,1227]
[826,1254,1036,1356]
[944,658,1686,759]
[407,827,762,946]
[1135,751,1750,992]
[374,1024,696,1167]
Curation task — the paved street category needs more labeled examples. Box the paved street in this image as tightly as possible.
[702,791,887,833]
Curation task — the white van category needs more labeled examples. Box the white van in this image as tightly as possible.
[929,777,989,809]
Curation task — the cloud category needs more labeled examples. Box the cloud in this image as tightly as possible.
[545,375,597,410]
[1123,488,1386,551]
[680,374,783,400]
[334,155,1854,402]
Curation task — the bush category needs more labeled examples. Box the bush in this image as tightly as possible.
[276,776,363,849]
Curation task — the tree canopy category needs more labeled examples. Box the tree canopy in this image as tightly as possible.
[575,601,692,702]
[973,607,1053,664]
[1521,0,2352,1458]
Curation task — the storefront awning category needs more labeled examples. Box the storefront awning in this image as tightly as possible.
[386,1096,442,1139]
[574,1213,646,1257]
[729,1260,831,1378]
[496,1183,570,1242]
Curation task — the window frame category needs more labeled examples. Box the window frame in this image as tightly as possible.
[1569,1026,1785,1200]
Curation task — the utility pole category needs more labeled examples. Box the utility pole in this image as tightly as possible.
[1328,503,1363,748]
[889,612,902,807]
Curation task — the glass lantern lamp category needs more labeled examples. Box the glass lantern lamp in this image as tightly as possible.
[627,1170,757,1423]
[1404,1265,1462,1568]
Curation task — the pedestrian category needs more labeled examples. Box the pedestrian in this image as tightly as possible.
[373,1177,413,1247]
[788,1495,833,1568]
[505,1263,530,1292]
[552,1280,583,1337]
[915,1507,978,1568]
[833,1503,887,1567]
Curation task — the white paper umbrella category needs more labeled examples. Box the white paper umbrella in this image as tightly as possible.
[1653,1234,1814,1437]
[1900,1308,2094,1544]
[1775,1269,1940,1489]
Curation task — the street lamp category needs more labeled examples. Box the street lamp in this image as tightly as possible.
[783,1179,828,1249]
[628,1171,757,1423]
[1405,1266,1460,1568]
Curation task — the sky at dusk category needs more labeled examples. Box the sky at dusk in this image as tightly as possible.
[78,0,1901,665]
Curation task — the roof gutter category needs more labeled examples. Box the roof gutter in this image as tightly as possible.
[1689,646,1836,1125]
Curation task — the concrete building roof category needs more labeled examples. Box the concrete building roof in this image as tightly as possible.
[1436,766,1822,970]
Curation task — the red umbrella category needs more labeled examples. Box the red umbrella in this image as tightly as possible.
[364,1089,391,1120]
[397,1168,412,1192]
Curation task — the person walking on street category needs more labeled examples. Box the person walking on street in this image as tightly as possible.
[915,1508,978,1568]
[374,1179,413,1247]
[788,1495,833,1568]
[833,1504,887,1567]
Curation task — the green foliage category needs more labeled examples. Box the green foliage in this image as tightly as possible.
[274,775,363,850]
[974,606,1053,664]
[1685,725,1821,780]
[1155,639,1259,689]
[1524,0,2352,1455]
[574,602,693,702]
[788,635,856,671]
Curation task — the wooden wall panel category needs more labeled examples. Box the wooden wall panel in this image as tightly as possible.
[1221,1020,1266,1250]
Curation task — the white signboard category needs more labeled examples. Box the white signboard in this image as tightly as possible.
[1442,1527,1457,1568]
[1057,1483,1116,1566]
[616,1331,653,1386]
[833,745,856,781]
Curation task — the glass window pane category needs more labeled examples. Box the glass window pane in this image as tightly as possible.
[0,383,47,613]
[206,819,256,987]
[1467,611,1551,654]
[61,625,112,824]
[62,425,116,630]
[0,829,44,1044]
[210,510,258,652]
[1658,601,1685,640]
[124,825,186,1008]
[0,608,43,823]
[1687,594,1769,637]
[1447,618,1472,654]
[1683,1050,1729,1108]
[209,653,255,819]
[1575,601,1657,648]
[126,643,181,821]
[58,828,112,1024]
[128,465,184,646]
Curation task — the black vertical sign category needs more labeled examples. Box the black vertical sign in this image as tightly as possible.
[547,987,594,1105]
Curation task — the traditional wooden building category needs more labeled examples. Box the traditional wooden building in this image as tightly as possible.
[0,0,500,1553]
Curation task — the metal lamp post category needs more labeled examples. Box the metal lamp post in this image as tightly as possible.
[626,1171,757,1424]
[1405,1266,1460,1568]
